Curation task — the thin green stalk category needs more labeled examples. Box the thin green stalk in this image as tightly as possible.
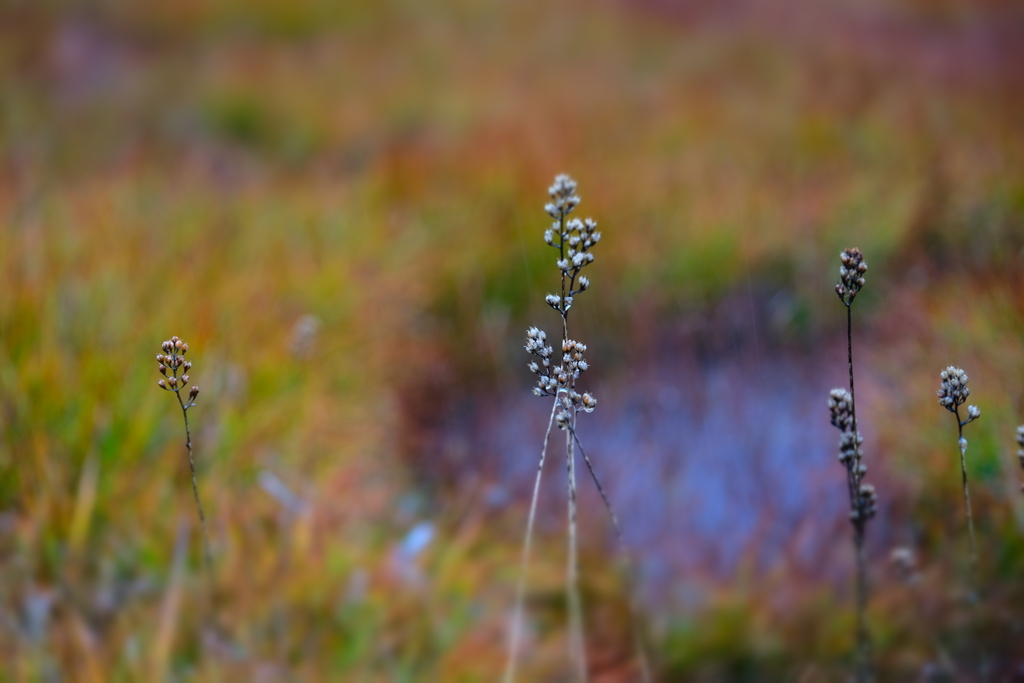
[176,390,212,573]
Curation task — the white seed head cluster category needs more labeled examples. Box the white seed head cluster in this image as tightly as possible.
[156,336,200,406]
[544,174,580,219]
[835,247,868,306]
[937,366,980,425]
[838,430,863,466]
[526,174,599,423]
[542,174,600,315]
[828,387,876,524]
[525,328,596,422]
[525,327,555,394]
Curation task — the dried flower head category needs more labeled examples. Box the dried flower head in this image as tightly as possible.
[157,336,199,408]
[838,430,863,465]
[937,366,979,425]
[541,174,600,316]
[545,174,580,219]
[525,329,595,412]
[827,388,876,525]
[835,248,868,306]
[854,482,878,522]
[828,388,854,431]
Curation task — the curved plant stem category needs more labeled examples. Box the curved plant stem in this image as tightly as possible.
[504,401,558,683]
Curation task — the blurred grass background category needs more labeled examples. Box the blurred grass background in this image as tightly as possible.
[2,0,1024,679]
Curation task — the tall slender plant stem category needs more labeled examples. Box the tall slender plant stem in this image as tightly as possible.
[854,523,868,682]
[954,406,979,575]
[846,302,869,683]
[565,411,586,681]
[520,175,601,679]
[847,304,857,432]
[176,390,212,573]
[569,428,651,682]
[504,401,558,683]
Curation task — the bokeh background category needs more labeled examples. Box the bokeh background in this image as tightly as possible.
[2,0,1024,679]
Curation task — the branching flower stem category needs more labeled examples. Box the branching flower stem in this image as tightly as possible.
[518,175,602,680]
[937,366,981,594]
[834,247,873,683]
[156,336,212,575]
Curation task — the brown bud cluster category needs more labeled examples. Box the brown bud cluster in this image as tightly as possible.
[835,248,868,306]
[156,336,199,408]
[828,388,854,431]
[828,387,876,526]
